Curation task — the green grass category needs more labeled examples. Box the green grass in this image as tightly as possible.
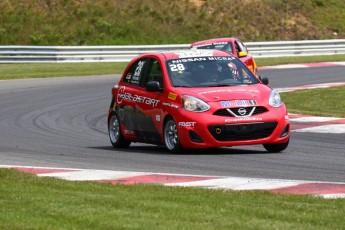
[0,62,127,80]
[281,86,345,117]
[255,54,345,67]
[1,169,344,229]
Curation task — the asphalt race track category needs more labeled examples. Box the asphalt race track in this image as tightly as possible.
[0,65,344,183]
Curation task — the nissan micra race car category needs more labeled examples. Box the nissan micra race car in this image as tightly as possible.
[108,49,290,153]
[190,37,257,74]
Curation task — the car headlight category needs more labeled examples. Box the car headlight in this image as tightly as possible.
[182,95,210,112]
[269,89,283,107]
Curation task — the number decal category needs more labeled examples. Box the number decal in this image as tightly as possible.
[169,64,185,71]
[134,60,145,77]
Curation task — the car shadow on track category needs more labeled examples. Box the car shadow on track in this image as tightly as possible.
[87,145,269,155]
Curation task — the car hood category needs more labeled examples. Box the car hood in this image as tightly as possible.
[179,84,272,103]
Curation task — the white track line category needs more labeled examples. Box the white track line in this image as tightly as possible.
[293,124,345,133]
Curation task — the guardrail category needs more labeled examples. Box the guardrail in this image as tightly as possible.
[1,39,345,63]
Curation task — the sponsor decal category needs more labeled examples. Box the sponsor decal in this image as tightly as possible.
[156,115,161,122]
[126,60,145,84]
[235,100,248,106]
[200,89,234,95]
[174,50,213,58]
[212,42,227,45]
[208,56,235,61]
[124,130,135,135]
[194,42,227,47]
[162,102,179,109]
[225,117,263,123]
[117,86,160,107]
[168,92,177,100]
[178,122,196,127]
[134,60,145,77]
[171,56,235,64]
[221,101,231,108]
[199,89,259,95]
[221,100,257,108]
[171,57,208,64]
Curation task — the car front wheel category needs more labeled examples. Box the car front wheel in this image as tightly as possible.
[164,118,181,152]
[108,112,131,148]
[263,139,289,153]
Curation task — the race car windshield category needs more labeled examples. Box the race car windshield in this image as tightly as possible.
[193,43,233,53]
[166,56,259,87]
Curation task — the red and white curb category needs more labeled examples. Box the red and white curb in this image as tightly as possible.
[1,165,345,199]
[290,114,345,134]
[276,81,345,134]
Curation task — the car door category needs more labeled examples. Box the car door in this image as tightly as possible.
[116,57,149,140]
[118,57,164,144]
[133,57,164,144]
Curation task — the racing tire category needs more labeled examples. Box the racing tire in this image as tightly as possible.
[263,139,289,153]
[108,112,131,148]
[164,118,181,153]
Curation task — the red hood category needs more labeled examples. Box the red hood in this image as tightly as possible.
[176,84,272,104]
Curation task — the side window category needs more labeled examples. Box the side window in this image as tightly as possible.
[146,59,163,87]
[234,41,240,55]
[123,58,147,86]
[236,40,248,53]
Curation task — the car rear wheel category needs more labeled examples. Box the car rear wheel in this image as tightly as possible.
[263,139,289,153]
[164,118,181,152]
[108,112,131,148]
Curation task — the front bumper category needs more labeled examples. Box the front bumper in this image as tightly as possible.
[174,107,290,149]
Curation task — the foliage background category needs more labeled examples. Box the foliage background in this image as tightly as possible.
[0,0,344,45]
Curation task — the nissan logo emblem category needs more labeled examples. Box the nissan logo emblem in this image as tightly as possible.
[238,108,247,116]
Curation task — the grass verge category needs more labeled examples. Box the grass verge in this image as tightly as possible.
[0,62,127,80]
[1,54,345,80]
[281,86,345,117]
[1,169,344,229]
[255,54,345,67]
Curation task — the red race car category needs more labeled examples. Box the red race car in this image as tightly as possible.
[190,37,257,74]
[108,50,289,153]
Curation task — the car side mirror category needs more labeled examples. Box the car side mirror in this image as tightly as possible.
[259,76,269,85]
[146,81,162,92]
[238,51,247,58]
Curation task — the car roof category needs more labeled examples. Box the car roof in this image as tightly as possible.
[191,37,238,46]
